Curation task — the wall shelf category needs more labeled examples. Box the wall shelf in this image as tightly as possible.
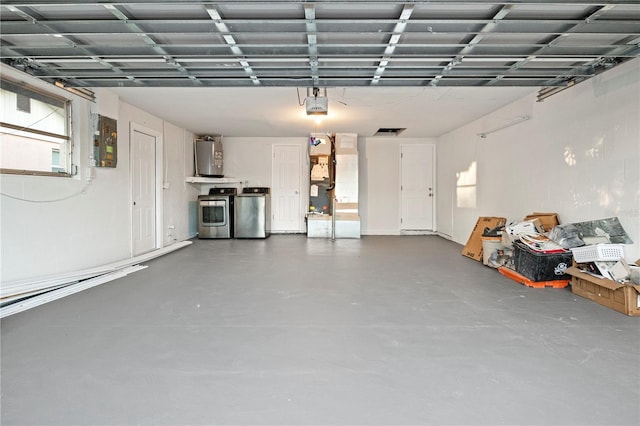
[185,177,243,184]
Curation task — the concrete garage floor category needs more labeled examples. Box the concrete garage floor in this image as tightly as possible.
[1,235,639,425]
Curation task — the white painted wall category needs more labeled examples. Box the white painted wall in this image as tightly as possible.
[360,137,437,234]
[1,66,198,282]
[210,136,437,235]
[436,58,640,262]
[161,122,199,243]
[221,136,309,233]
[223,137,305,188]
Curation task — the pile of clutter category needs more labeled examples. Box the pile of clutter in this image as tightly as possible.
[462,214,640,316]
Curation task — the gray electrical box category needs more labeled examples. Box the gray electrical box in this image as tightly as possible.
[93,114,117,168]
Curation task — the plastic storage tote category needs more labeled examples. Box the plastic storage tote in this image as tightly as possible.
[570,244,625,263]
[513,241,573,282]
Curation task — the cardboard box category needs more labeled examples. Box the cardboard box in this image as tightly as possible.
[567,266,640,316]
[335,133,358,155]
[462,217,507,261]
[505,218,544,237]
[524,212,560,232]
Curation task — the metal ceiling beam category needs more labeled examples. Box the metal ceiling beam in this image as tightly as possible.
[19,65,581,73]
[3,5,136,87]
[485,3,620,87]
[4,31,640,41]
[29,67,599,79]
[1,0,637,5]
[103,3,201,85]
[2,43,636,53]
[304,4,319,86]
[372,3,414,85]
[204,4,259,85]
[430,4,514,86]
[53,76,558,88]
[21,57,608,64]
[2,1,637,89]
[3,19,640,33]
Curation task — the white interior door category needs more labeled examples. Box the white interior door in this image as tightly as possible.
[400,144,435,231]
[131,125,162,255]
[271,144,303,232]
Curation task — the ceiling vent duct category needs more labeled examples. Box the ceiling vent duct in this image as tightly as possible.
[306,87,328,115]
[374,128,406,136]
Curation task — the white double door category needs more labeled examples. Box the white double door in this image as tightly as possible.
[400,144,435,232]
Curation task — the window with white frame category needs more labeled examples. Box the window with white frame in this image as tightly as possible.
[0,78,72,177]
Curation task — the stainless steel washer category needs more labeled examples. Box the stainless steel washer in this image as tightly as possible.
[235,187,270,239]
[197,187,236,239]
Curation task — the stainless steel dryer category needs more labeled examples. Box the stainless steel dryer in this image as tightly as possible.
[197,187,236,239]
[235,187,270,239]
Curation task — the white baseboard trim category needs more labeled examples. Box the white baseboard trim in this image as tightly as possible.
[436,232,453,241]
[400,230,437,236]
[361,230,399,236]
[270,231,306,235]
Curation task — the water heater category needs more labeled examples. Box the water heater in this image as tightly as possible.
[194,136,223,177]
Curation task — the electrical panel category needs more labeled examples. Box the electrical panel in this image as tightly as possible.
[93,114,118,168]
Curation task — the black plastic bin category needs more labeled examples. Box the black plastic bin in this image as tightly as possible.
[513,241,573,282]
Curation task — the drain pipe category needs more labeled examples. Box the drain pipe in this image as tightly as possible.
[331,197,336,241]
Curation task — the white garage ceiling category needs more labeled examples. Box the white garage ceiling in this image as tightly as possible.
[2,1,638,136]
[107,85,535,137]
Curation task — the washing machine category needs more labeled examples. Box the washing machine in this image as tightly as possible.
[235,187,270,239]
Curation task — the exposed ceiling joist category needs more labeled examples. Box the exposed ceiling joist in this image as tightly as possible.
[1,1,638,89]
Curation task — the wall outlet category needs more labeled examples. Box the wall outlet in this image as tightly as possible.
[163,181,170,189]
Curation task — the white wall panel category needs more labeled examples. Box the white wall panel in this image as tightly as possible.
[222,137,301,188]
[162,122,198,244]
[436,58,640,262]
[0,79,197,282]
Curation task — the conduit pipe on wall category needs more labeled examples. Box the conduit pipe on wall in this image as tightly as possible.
[331,197,337,241]
[477,115,531,139]
[537,80,577,102]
